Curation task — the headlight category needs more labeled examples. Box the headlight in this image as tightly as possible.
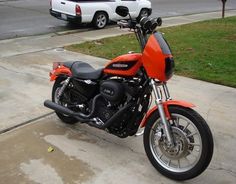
[165,57,175,80]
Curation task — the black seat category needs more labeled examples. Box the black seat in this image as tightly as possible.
[63,61,103,80]
[63,61,75,69]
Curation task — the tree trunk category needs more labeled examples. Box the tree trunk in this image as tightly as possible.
[222,0,227,18]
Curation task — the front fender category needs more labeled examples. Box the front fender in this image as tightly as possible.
[50,66,72,81]
[140,100,195,128]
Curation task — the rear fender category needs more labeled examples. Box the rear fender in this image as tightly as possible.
[50,66,72,81]
[140,100,195,128]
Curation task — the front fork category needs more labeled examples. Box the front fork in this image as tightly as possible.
[150,79,174,146]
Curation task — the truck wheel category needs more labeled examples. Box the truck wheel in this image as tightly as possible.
[93,12,108,29]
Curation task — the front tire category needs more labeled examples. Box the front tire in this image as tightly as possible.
[52,77,78,124]
[143,106,213,180]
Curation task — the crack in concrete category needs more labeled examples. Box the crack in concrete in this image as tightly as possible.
[209,166,236,177]
[0,47,55,59]
[0,65,48,80]
[0,112,54,135]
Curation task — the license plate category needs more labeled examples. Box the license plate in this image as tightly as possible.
[61,13,67,20]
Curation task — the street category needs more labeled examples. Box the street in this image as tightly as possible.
[0,0,236,40]
[150,0,236,17]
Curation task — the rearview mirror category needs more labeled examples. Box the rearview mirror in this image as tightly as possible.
[116,6,129,17]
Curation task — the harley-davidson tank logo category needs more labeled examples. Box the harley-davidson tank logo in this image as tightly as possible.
[106,60,137,71]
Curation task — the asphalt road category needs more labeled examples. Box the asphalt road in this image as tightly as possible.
[151,0,236,17]
[0,0,235,40]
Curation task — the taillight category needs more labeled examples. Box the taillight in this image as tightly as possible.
[75,5,81,16]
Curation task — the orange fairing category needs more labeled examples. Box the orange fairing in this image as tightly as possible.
[140,100,195,127]
[142,32,173,82]
[49,66,72,81]
[103,53,142,76]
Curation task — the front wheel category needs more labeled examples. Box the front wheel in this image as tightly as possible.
[143,106,213,180]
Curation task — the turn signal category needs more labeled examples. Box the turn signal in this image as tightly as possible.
[53,62,61,70]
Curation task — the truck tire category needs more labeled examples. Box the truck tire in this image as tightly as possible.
[137,8,149,22]
[92,12,108,29]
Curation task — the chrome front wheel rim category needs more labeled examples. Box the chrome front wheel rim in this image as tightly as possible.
[149,113,202,173]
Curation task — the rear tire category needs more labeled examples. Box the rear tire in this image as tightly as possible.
[52,77,78,124]
[92,12,108,29]
[143,106,213,180]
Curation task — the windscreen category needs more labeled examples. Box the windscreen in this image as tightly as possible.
[154,32,172,55]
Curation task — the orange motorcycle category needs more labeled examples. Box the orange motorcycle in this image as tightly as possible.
[44,6,213,180]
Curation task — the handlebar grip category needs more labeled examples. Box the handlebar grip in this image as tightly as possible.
[140,17,162,32]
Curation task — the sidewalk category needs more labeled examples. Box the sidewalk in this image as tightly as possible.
[0,10,236,184]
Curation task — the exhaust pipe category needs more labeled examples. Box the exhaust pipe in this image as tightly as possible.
[44,100,105,125]
[44,100,92,122]
[44,95,102,118]
[44,100,75,116]
[44,99,134,130]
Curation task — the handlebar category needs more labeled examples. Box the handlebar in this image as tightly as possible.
[117,16,162,52]
[117,17,162,33]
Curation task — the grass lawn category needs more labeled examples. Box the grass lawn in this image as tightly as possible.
[65,16,236,88]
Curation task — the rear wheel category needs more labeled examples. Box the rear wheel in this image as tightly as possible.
[52,77,78,124]
[93,12,108,29]
[143,106,213,180]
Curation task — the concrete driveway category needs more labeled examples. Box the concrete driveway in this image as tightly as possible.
[0,11,236,183]
[0,79,236,184]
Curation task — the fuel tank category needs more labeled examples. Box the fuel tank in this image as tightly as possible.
[103,53,142,77]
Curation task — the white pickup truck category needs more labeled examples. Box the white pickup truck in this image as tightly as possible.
[50,0,152,29]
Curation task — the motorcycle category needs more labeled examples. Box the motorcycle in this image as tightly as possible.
[44,6,213,180]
